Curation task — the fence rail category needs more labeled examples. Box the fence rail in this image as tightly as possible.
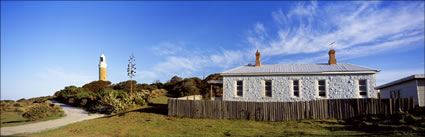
[167,98,415,121]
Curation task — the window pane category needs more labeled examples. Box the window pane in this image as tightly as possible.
[266,87,271,90]
[359,80,366,85]
[319,86,325,91]
[360,92,367,96]
[236,81,243,97]
[237,91,243,96]
[294,86,299,90]
[319,91,326,97]
[265,81,272,86]
[266,91,272,97]
[294,91,299,97]
[360,86,367,91]
[293,80,299,85]
[319,80,325,85]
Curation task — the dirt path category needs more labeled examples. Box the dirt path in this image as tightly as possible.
[0,101,104,136]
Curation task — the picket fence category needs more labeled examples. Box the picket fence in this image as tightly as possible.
[167,98,415,121]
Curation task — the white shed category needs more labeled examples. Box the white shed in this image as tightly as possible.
[377,74,425,107]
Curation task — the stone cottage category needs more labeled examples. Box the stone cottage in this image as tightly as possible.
[220,50,380,102]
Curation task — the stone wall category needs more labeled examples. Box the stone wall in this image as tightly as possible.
[223,74,377,102]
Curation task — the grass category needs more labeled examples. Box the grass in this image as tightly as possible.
[1,111,65,127]
[17,96,425,137]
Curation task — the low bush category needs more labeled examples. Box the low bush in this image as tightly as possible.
[100,89,134,113]
[22,103,64,121]
[22,104,51,120]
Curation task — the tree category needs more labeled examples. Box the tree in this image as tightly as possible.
[170,76,182,83]
[127,54,136,95]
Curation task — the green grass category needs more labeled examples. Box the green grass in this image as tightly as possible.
[150,95,169,105]
[1,111,65,127]
[18,96,425,137]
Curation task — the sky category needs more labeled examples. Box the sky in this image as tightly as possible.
[1,1,424,100]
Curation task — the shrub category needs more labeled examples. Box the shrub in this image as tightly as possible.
[133,91,149,106]
[150,89,167,99]
[55,86,79,101]
[111,80,138,94]
[134,95,146,106]
[22,104,51,121]
[22,103,64,121]
[80,98,88,106]
[67,98,75,104]
[16,107,26,113]
[82,80,112,93]
[100,89,134,114]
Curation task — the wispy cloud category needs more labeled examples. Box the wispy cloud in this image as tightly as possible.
[150,42,184,56]
[38,68,95,85]
[258,1,424,58]
[138,1,424,83]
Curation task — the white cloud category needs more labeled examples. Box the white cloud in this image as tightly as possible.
[137,1,425,83]
[150,42,184,56]
[38,68,95,85]
[252,1,424,60]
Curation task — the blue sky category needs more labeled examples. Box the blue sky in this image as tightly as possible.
[1,1,424,100]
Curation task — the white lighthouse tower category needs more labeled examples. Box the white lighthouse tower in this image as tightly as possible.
[99,53,107,81]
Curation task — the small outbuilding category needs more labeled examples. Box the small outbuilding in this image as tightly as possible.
[377,74,425,107]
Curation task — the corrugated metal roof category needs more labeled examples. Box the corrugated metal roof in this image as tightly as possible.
[376,74,425,89]
[221,63,379,74]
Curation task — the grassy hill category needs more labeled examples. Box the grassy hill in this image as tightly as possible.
[18,96,424,137]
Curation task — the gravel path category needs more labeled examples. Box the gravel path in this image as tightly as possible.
[0,101,104,136]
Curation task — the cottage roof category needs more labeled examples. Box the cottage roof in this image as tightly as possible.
[221,63,379,75]
[376,74,425,89]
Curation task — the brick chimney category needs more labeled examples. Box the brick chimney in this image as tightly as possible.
[255,50,261,67]
[328,49,337,65]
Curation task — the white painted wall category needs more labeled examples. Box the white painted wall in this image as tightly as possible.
[380,79,424,107]
[223,74,377,102]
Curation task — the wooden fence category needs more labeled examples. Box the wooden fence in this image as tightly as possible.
[167,98,415,121]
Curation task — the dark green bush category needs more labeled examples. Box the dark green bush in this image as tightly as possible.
[82,80,112,93]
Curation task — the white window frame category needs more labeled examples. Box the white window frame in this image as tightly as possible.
[292,80,301,98]
[235,80,244,97]
[358,79,368,97]
[317,80,327,98]
[264,80,273,98]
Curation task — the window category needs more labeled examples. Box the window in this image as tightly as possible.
[318,80,326,97]
[390,90,401,98]
[293,80,300,97]
[236,81,243,97]
[100,57,104,62]
[265,80,272,97]
[359,80,367,96]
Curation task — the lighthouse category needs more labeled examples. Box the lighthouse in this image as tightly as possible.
[99,53,107,81]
